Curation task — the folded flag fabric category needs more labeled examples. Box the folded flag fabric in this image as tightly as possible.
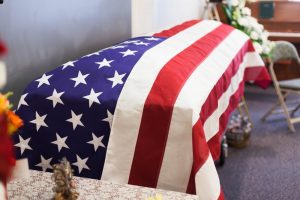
[14,20,270,200]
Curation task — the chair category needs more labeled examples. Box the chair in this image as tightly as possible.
[262,41,300,132]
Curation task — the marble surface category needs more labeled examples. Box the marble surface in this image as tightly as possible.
[7,170,199,200]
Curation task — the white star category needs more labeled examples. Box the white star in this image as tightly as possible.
[83,51,102,58]
[134,42,150,46]
[14,135,32,155]
[17,93,29,110]
[110,45,127,49]
[83,89,102,107]
[96,58,114,69]
[51,133,69,152]
[146,37,160,41]
[66,110,84,130]
[35,74,53,88]
[119,49,138,57]
[87,133,105,151]
[107,71,126,88]
[46,89,64,108]
[70,71,89,87]
[123,40,140,44]
[102,110,114,128]
[72,155,90,173]
[62,60,76,70]
[30,112,48,131]
[35,155,53,172]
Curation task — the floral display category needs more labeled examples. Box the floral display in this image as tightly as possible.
[0,93,23,199]
[223,0,274,57]
[0,38,24,200]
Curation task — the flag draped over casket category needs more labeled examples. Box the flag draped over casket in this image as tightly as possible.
[14,20,270,200]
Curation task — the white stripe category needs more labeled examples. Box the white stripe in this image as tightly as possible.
[195,52,263,199]
[194,56,255,199]
[0,182,5,200]
[101,20,221,183]
[195,153,221,200]
[157,29,249,193]
[156,107,194,192]
[245,51,265,68]
[204,52,262,142]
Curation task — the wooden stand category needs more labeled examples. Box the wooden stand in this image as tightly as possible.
[202,1,221,21]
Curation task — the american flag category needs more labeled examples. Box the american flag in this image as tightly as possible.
[14,20,270,199]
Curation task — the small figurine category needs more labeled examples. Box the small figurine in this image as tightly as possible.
[52,158,79,200]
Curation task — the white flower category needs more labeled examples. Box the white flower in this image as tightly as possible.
[263,30,269,38]
[227,1,274,56]
[247,16,258,25]
[250,31,259,40]
[242,16,258,31]
[253,42,263,54]
[241,7,251,16]
[261,33,268,42]
[231,0,239,7]
[262,45,271,54]
[253,24,263,34]
[237,17,248,26]
[269,41,275,48]
[238,0,246,8]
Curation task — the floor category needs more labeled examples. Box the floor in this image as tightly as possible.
[217,85,300,200]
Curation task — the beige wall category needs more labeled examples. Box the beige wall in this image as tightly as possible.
[0,0,131,105]
[131,0,205,37]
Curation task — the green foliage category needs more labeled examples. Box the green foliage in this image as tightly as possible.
[222,0,274,58]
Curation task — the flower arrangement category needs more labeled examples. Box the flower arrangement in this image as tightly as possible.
[0,92,23,199]
[223,0,274,57]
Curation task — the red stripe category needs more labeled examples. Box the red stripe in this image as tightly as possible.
[208,81,245,160]
[244,67,271,89]
[218,188,225,200]
[128,24,234,188]
[153,20,200,37]
[4,181,8,200]
[187,41,251,194]
[206,67,271,159]
[200,40,251,125]
[186,80,245,195]
[243,41,271,89]
[186,120,210,194]
[185,41,251,194]
[185,42,268,195]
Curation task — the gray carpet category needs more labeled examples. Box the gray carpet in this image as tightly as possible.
[217,85,300,200]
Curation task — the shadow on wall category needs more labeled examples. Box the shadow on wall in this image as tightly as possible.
[0,0,131,106]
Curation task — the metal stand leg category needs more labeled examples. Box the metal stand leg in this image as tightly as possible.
[218,135,228,167]
[238,96,253,128]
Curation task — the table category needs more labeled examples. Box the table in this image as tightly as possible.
[7,170,199,200]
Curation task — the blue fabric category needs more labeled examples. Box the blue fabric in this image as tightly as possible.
[14,36,165,179]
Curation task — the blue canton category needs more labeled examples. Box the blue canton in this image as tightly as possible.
[14,36,165,179]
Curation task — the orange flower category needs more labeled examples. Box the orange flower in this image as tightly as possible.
[0,93,10,114]
[7,110,23,135]
[0,93,23,135]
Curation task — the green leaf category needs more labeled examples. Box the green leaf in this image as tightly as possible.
[222,5,233,24]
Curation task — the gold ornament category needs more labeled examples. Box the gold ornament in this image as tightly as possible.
[52,158,79,200]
